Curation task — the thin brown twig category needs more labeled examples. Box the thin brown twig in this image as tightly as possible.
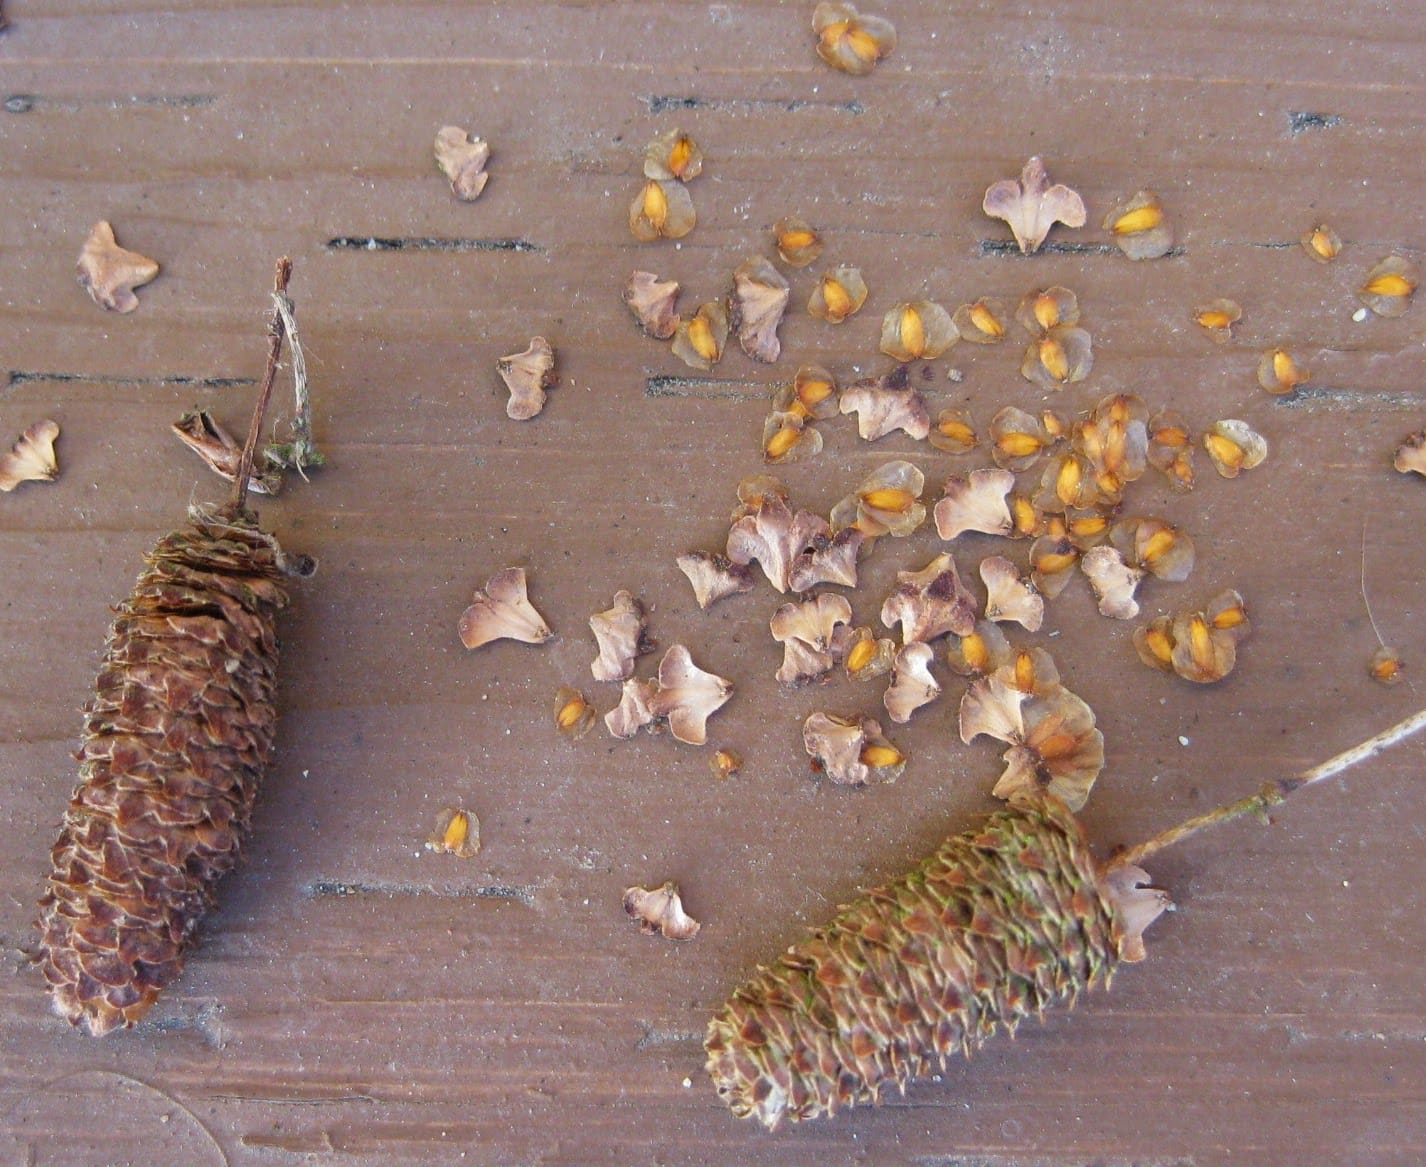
[229,257,293,514]
[1104,705,1426,872]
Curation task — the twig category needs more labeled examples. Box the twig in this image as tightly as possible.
[1105,706,1426,872]
[230,258,293,514]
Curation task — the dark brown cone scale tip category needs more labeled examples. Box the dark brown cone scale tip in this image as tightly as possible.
[705,797,1131,1129]
[37,514,299,1035]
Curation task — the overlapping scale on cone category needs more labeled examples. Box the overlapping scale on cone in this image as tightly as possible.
[705,797,1125,1129]
[37,511,295,1035]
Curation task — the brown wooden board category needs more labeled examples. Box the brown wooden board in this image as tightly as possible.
[2,3,1425,1164]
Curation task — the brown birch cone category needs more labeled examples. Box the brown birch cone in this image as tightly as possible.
[37,511,307,1035]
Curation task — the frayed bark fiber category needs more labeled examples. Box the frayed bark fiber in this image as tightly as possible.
[705,797,1128,1130]
[37,510,301,1035]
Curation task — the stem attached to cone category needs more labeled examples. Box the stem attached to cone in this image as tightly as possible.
[1105,706,1426,873]
[229,258,294,515]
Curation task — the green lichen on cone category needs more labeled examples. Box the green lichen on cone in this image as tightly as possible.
[37,512,300,1035]
[705,796,1138,1129]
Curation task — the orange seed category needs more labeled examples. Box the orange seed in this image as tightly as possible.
[1038,336,1069,382]
[641,180,668,229]
[860,486,916,514]
[1111,204,1164,235]
[764,425,802,460]
[859,743,904,768]
[969,301,1005,338]
[899,305,926,358]
[846,637,878,674]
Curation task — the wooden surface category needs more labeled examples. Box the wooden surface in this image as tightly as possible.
[3,3,1426,1164]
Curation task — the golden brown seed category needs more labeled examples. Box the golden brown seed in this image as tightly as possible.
[1369,647,1404,686]
[1032,293,1060,332]
[937,417,975,445]
[667,136,696,180]
[1013,651,1037,693]
[969,302,1004,338]
[999,431,1045,459]
[641,180,669,229]
[860,486,916,514]
[711,748,744,778]
[1211,602,1247,631]
[1110,204,1164,235]
[859,743,904,768]
[1364,272,1414,298]
[1142,626,1174,665]
[1197,309,1233,331]
[1054,457,1083,507]
[1035,548,1077,575]
[764,425,802,460]
[797,374,836,410]
[557,696,588,730]
[1011,496,1040,537]
[899,305,926,358]
[1140,528,1177,566]
[961,632,990,674]
[821,274,853,319]
[1204,432,1245,471]
[1039,337,1069,382]
[1187,615,1214,671]
[1303,224,1342,262]
[688,316,718,362]
[443,812,470,851]
[846,637,878,674]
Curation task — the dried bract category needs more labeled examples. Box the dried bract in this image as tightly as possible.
[959,654,1103,811]
[884,643,941,724]
[630,178,696,241]
[951,298,1008,344]
[1203,419,1267,479]
[1080,545,1144,620]
[1394,431,1426,476]
[623,271,681,339]
[0,419,59,493]
[732,256,791,364]
[934,467,1014,540]
[1016,286,1079,335]
[1359,255,1418,318]
[771,593,853,686]
[980,556,1044,631]
[789,526,866,592]
[727,491,830,593]
[983,157,1086,255]
[434,127,491,200]
[426,807,480,858]
[606,677,660,738]
[498,336,557,421]
[458,566,553,649]
[775,216,824,267]
[808,265,868,324]
[1301,223,1342,263]
[928,408,978,454]
[77,221,159,314]
[1257,347,1309,396]
[1021,326,1092,388]
[879,301,957,362]
[676,551,756,609]
[671,300,729,370]
[171,411,281,496]
[838,367,931,441]
[644,128,703,182]
[812,2,897,76]
[880,553,977,644]
[624,881,701,941]
[1103,191,1173,260]
[803,712,904,786]
[1193,298,1242,343]
[590,590,650,682]
[648,645,733,745]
